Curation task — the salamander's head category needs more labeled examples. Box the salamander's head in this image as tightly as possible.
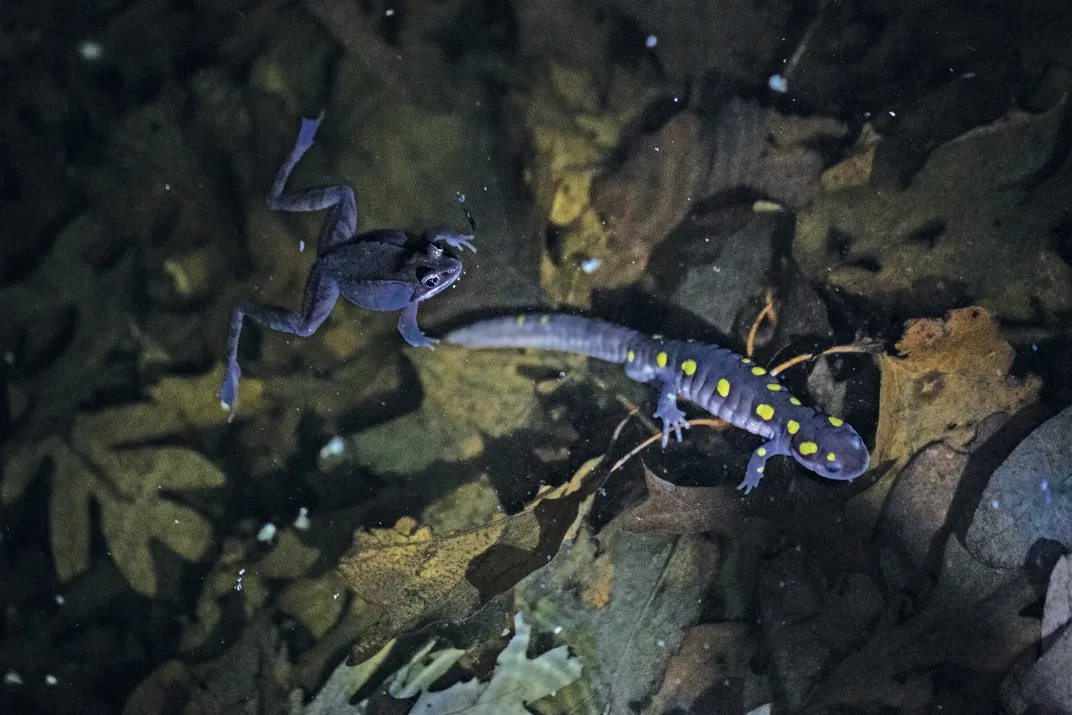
[787,414,870,482]
[411,237,463,301]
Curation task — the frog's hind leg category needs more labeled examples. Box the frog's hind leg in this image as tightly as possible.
[266,115,357,254]
[220,266,339,421]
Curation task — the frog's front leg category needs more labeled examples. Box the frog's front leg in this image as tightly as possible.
[266,115,358,255]
[653,381,689,447]
[220,265,340,421]
[397,300,438,349]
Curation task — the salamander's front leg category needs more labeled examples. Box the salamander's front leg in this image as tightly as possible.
[653,383,689,448]
[220,266,340,421]
[737,439,787,494]
[397,300,438,349]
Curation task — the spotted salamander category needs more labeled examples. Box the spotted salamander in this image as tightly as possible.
[445,314,870,493]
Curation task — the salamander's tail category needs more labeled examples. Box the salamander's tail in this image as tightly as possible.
[444,314,639,364]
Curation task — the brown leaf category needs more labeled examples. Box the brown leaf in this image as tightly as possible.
[620,463,742,535]
[338,457,603,658]
[643,623,759,715]
[853,307,1040,533]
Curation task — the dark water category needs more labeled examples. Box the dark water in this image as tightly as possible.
[2,1,1071,713]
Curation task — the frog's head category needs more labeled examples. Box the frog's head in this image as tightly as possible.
[411,236,463,301]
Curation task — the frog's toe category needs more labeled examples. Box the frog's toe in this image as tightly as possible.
[297,116,322,149]
[220,361,241,421]
[433,231,477,253]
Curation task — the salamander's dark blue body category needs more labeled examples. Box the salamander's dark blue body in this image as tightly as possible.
[445,314,870,493]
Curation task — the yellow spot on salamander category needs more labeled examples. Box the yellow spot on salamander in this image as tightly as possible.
[798,441,818,455]
[757,447,767,457]
[756,404,774,421]
[516,315,525,324]
[751,366,767,376]
[787,420,800,435]
[656,352,668,368]
[828,416,844,427]
[717,379,730,398]
[757,466,765,473]
[742,358,752,364]
[626,350,635,362]
[790,397,802,406]
[539,315,550,324]
[827,452,837,462]
[766,383,781,391]
[681,359,697,376]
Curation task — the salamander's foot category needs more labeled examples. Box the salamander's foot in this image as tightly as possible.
[653,401,689,448]
[220,360,242,422]
[736,472,762,495]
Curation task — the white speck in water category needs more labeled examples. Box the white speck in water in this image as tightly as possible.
[294,507,311,530]
[319,435,345,461]
[768,74,788,93]
[164,183,171,191]
[888,110,897,117]
[4,671,22,686]
[1040,479,1052,505]
[257,522,277,542]
[78,40,103,61]
[45,674,57,687]
[54,594,65,606]
[553,626,563,634]
[656,639,665,647]
[645,34,657,48]
[1032,344,1038,351]
[238,568,246,576]
[299,240,305,252]
[385,8,395,16]
[235,579,243,592]
[711,265,722,273]
[581,258,601,274]
[992,499,1000,509]
[457,191,466,202]
[333,592,340,600]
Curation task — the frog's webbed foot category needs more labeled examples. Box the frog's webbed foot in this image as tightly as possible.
[398,301,438,349]
[219,359,242,422]
[429,230,477,253]
[653,392,689,448]
[296,111,325,152]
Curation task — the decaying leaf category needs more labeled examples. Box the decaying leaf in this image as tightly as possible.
[643,623,761,715]
[338,457,603,658]
[1000,555,1072,714]
[854,307,1040,532]
[795,99,1072,319]
[1,368,261,595]
[620,463,742,535]
[347,345,580,475]
[299,639,396,715]
[807,537,1037,711]
[388,611,582,715]
[874,307,1039,468]
[965,404,1072,569]
[1043,555,1072,642]
[516,504,721,713]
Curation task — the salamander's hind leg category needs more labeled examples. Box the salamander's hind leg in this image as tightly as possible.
[653,384,689,448]
[220,265,339,421]
[266,114,357,253]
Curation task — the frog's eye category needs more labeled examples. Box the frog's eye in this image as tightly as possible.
[423,274,441,289]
